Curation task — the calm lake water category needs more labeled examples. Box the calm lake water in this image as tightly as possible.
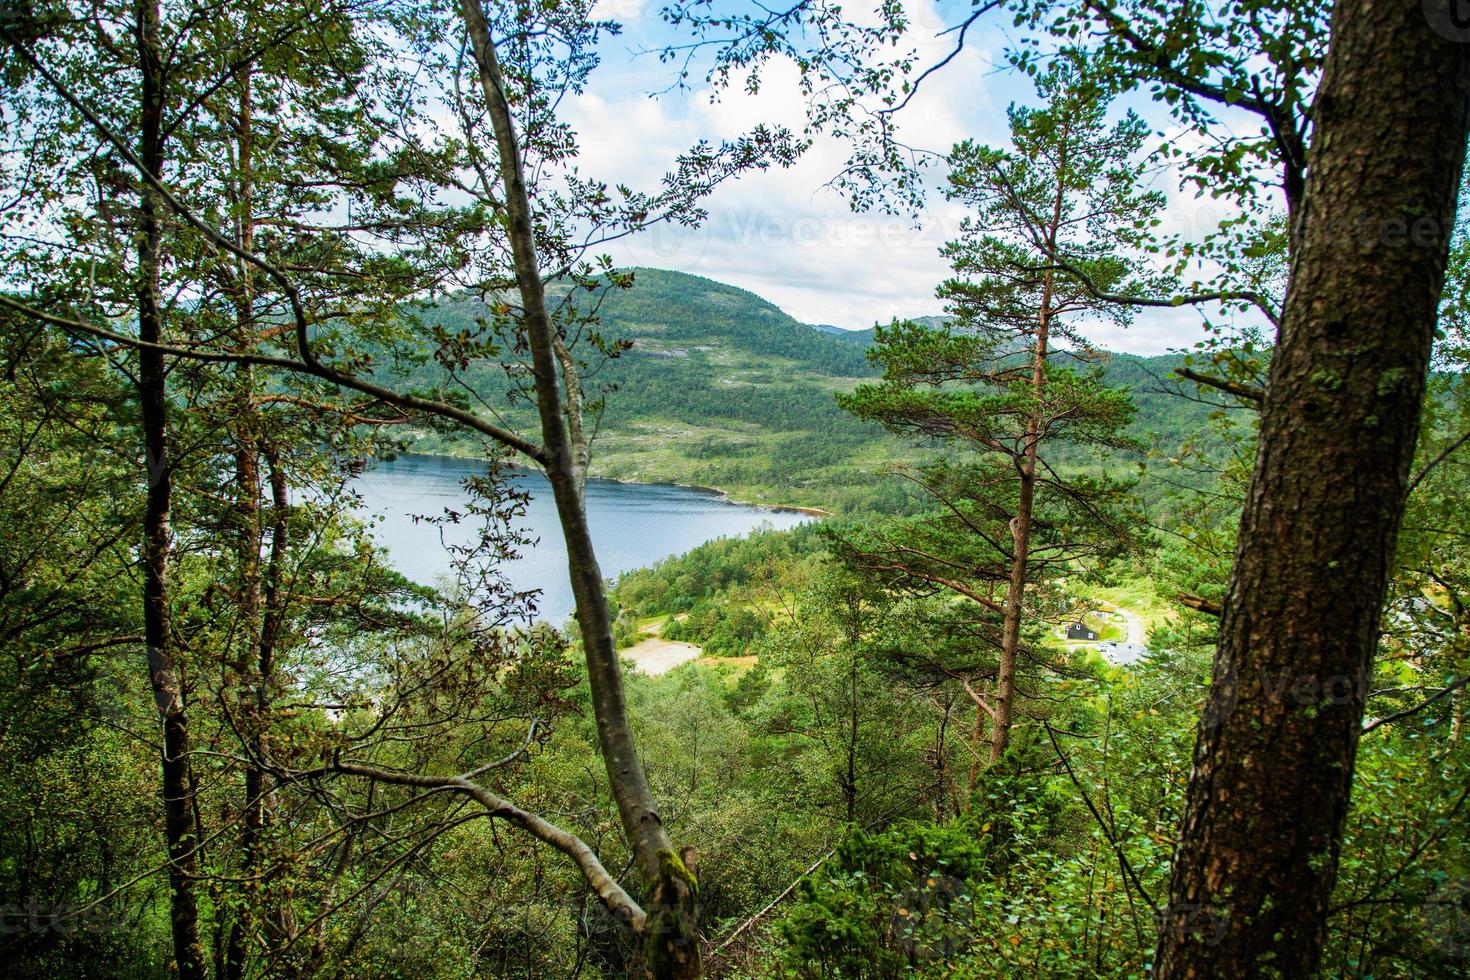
[352,454,814,623]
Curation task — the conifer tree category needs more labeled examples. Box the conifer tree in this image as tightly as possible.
[839,57,1154,760]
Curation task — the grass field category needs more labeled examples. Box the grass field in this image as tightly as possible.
[1089,579,1175,632]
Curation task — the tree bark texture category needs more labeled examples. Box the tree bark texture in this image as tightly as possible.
[1156,1,1470,974]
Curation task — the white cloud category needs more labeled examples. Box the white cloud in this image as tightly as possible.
[561,1,1241,354]
[591,0,643,24]
[562,47,972,327]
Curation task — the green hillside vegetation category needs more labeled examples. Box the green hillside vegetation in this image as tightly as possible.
[398,268,1216,513]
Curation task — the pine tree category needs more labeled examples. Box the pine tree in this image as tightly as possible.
[838,56,1154,761]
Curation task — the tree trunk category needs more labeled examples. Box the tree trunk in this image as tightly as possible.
[224,409,262,980]
[1156,1,1470,974]
[844,658,859,823]
[993,488,1028,761]
[224,68,267,980]
[457,2,699,974]
[258,444,292,944]
[992,258,1056,761]
[967,696,986,795]
[137,0,207,973]
[992,157,1065,763]
[932,695,951,819]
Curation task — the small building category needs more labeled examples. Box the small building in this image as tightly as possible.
[1066,621,1099,641]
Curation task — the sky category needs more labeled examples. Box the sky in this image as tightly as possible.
[563,0,1259,355]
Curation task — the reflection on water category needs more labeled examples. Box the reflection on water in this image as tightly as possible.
[352,454,813,623]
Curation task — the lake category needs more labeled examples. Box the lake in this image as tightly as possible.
[352,454,815,623]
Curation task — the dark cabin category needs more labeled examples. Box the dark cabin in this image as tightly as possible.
[1066,621,1099,641]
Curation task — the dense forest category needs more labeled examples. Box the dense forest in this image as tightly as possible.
[1,0,1469,978]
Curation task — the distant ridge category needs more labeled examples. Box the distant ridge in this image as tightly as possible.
[400,267,1209,510]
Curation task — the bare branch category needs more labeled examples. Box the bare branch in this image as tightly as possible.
[0,295,549,463]
[1014,258,1281,328]
[879,2,1002,117]
[1177,592,1223,617]
[1362,675,1469,735]
[1175,368,1265,405]
[1043,723,1159,916]
[1407,427,1470,497]
[328,756,647,931]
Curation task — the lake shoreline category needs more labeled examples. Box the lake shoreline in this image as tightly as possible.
[356,453,818,622]
[389,448,830,518]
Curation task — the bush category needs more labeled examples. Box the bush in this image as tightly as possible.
[778,819,999,978]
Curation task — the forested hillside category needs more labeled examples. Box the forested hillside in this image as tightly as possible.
[403,268,1214,512]
[401,269,898,509]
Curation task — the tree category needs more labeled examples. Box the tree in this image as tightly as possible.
[753,570,924,825]
[3,0,461,968]
[118,2,202,968]
[2,0,795,972]
[0,322,168,972]
[836,58,1148,761]
[670,0,1470,969]
[1139,1,1470,969]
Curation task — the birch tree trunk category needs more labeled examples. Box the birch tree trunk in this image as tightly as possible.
[457,2,700,973]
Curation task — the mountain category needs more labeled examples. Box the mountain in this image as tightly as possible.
[398,268,1211,512]
[810,322,877,345]
[561,269,875,376]
[401,270,903,510]
[809,322,852,336]
[830,325,877,345]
